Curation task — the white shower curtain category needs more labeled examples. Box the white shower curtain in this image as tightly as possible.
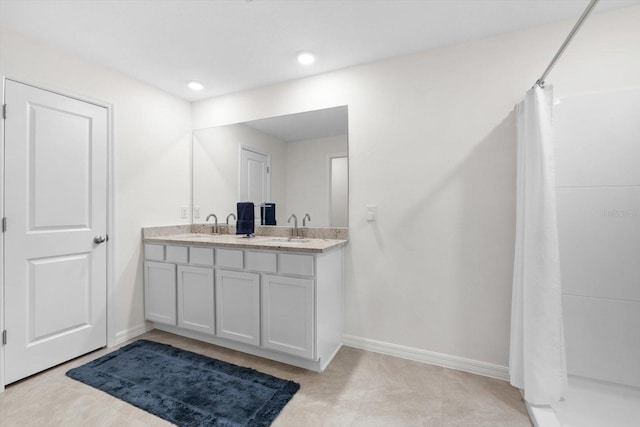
[509,85,567,405]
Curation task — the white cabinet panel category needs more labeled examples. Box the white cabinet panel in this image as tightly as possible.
[177,265,215,334]
[246,251,277,273]
[144,244,164,261]
[564,295,640,388]
[262,274,314,359]
[166,245,188,263]
[279,253,314,277]
[144,261,176,325]
[215,269,260,346]
[216,248,243,269]
[189,247,214,266]
[557,187,640,302]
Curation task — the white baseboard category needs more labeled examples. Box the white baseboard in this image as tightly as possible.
[342,334,509,381]
[113,322,154,346]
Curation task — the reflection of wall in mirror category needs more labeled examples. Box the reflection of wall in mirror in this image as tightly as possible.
[285,135,348,227]
[330,156,348,227]
[193,124,286,223]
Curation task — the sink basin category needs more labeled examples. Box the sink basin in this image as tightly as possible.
[183,234,217,242]
[263,237,310,245]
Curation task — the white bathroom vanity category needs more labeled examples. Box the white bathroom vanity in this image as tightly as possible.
[142,227,346,372]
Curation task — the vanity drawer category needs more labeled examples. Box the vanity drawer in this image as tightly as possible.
[144,244,165,261]
[216,248,244,269]
[279,253,314,277]
[166,245,188,263]
[189,247,214,266]
[245,251,277,273]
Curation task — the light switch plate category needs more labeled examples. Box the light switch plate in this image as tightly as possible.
[366,205,377,221]
[180,206,188,219]
[194,206,201,218]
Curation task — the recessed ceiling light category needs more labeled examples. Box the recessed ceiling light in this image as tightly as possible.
[297,52,316,65]
[188,81,204,91]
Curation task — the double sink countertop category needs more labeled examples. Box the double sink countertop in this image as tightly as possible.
[143,225,348,254]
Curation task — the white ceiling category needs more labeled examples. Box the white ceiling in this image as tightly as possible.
[244,105,348,143]
[1,0,638,102]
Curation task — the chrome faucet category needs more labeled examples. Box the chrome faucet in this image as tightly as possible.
[206,213,218,234]
[288,214,298,238]
[226,213,236,225]
[303,213,311,227]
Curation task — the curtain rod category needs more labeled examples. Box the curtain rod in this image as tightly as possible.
[534,0,600,88]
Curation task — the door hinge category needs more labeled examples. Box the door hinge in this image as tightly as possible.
[2,330,6,346]
[2,104,6,119]
[1,217,6,232]
[267,166,270,174]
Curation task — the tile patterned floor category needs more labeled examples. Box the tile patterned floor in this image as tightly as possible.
[0,330,532,426]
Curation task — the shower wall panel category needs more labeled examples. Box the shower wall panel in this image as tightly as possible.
[555,88,640,389]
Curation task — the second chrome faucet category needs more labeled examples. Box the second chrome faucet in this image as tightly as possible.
[288,213,311,238]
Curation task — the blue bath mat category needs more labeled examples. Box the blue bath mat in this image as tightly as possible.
[66,339,299,427]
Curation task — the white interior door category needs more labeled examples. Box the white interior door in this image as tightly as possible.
[240,147,270,214]
[3,80,108,385]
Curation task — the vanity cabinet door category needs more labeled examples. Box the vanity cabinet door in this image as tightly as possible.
[177,265,215,334]
[215,269,260,346]
[262,274,315,359]
[144,261,176,325]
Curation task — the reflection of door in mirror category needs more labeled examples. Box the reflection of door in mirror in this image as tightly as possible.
[240,146,270,220]
[329,154,348,227]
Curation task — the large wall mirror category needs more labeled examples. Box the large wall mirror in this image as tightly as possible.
[192,106,348,228]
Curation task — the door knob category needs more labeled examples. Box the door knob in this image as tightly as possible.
[93,235,107,244]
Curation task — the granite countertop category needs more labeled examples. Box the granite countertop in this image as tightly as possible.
[144,233,347,253]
